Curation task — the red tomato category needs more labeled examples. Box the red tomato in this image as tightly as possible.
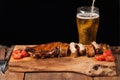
[12,49,30,59]
[103,50,113,57]
[12,50,23,59]
[13,50,21,54]
[21,50,30,57]
[95,50,115,62]
[94,54,105,61]
[105,56,115,62]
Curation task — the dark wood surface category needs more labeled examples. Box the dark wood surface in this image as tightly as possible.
[0,46,120,80]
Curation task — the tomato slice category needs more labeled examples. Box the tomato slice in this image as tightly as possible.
[95,49,115,62]
[105,56,115,62]
[12,50,23,59]
[94,54,105,61]
[12,49,30,59]
[103,50,113,57]
[21,50,30,57]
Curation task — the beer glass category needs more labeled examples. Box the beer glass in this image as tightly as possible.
[76,6,99,45]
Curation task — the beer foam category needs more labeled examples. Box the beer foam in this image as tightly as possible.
[76,13,99,19]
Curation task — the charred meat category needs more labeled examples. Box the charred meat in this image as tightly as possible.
[25,42,69,59]
[25,41,112,59]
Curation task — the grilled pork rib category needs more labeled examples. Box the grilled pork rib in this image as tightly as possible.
[25,42,69,59]
[25,41,110,59]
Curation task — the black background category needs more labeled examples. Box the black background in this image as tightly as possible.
[0,0,119,46]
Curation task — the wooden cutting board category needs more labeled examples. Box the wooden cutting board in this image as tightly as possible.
[8,45,117,76]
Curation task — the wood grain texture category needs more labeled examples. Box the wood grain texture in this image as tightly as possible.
[0,46,120,80]
[116,53,120,76]
[93,46,120,80]
[0,70,24,80]
[25,72,92,80]
[94,77,117,80]
[8,45,117,76]
[112,47,120,76]
[9,56,116,76]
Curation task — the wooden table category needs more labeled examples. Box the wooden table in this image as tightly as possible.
[0,46,120,80]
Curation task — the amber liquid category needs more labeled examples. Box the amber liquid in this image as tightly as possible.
[76,13,99,45]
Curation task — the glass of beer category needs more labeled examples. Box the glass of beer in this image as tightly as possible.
[76,6,99,45]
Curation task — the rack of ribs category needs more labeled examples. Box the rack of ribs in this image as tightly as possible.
[25,41,110,59]
[25,42,69,59]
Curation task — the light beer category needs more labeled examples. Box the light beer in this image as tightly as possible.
[76,12,99,45]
